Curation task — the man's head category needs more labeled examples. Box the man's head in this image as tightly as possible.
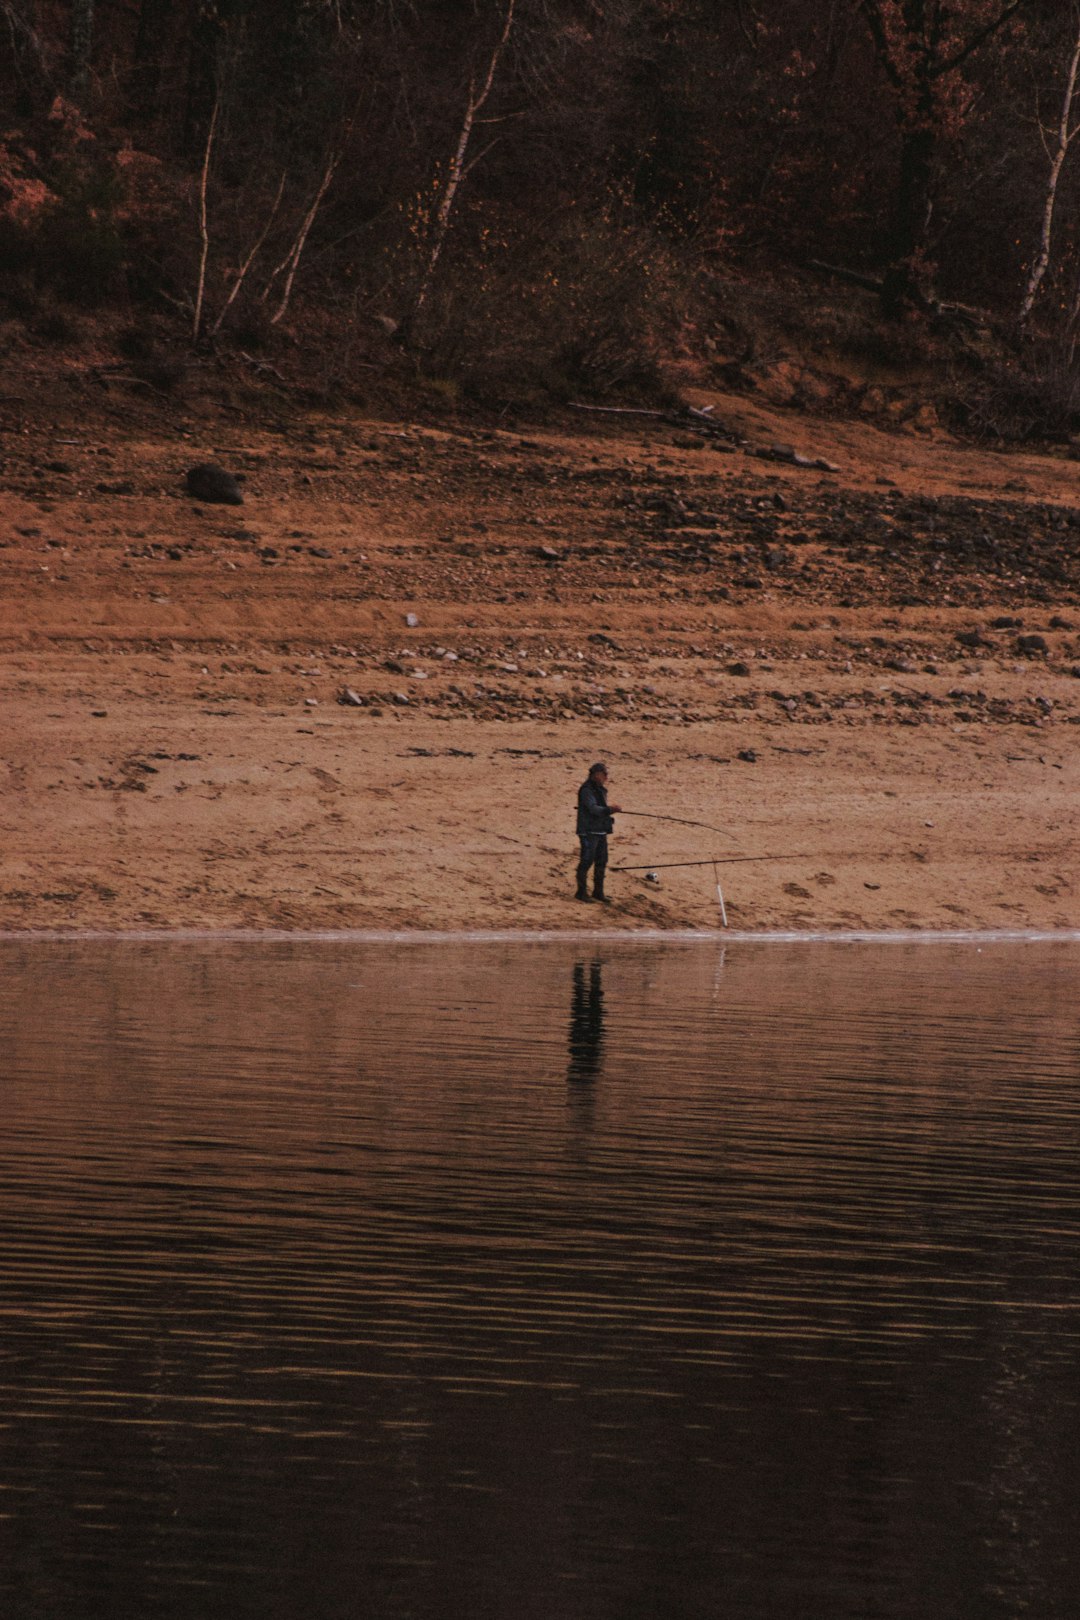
[589,762,608,783]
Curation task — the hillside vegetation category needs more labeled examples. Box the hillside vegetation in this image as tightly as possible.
[4,2,1080,432]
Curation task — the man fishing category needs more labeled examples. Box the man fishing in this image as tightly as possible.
[575,762,621,903]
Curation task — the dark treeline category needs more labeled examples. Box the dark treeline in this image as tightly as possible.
[3,1,1080,414]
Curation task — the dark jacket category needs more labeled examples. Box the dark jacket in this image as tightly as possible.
[577,777,614,837]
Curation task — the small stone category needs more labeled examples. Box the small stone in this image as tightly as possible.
[304,698,319,707]
[393,691,410,705]
[727,661,751,677]
[338,688,364,706]
[1018,633,1048,654]
[738,748,757,763]
[405,612,419,627]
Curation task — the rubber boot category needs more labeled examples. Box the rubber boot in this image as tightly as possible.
[593,877,609,905]
[575,871,592,902]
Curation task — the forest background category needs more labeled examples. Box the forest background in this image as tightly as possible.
[5,0,1080,434]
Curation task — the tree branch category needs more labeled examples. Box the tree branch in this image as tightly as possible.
[936,0,1029,78]
[268,149,341,325]
[210,170,287,338]
[858,0,904,91]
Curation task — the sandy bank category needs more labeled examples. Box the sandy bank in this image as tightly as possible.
[2,385,1077,933]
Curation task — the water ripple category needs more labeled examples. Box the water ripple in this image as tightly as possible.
[2,939,1079,1619]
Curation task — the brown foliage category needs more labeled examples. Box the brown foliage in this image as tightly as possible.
[3,0,1080,415]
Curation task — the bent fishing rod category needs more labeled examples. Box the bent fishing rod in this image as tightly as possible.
[617,809,742,846]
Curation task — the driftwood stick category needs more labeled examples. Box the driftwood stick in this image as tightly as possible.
[808,259,884,293]
[568,402,668,418]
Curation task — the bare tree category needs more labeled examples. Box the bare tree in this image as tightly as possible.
[210,172,287,337]
[858,0,1033,312]
[192,93,219,342]
[1019,9,1080,327]
[402,0,516,339]
[70,0,93,96]
[265,148,342,325]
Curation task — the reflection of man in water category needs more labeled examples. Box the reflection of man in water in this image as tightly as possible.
[575,762,622,903]
[568,961,605,1084]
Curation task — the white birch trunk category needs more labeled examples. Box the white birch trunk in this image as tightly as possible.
[192,95,219,343]
[268,154,340,325]
[211,171,287,337]
[71,0,94,96]
[1020,20,1080,327]
[408,0,515,331]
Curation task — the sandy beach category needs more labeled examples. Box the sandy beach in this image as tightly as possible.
[2,380,1078,933]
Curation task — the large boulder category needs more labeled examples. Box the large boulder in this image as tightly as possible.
[185,463,244,505]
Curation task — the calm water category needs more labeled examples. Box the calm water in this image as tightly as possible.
[2,939,1079,1620]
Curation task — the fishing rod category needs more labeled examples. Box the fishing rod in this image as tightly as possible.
[618,810,742,845]
[611,855,809,871]
[612,853,799,930]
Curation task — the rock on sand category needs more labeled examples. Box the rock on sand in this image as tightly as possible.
[185,464,244,505]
